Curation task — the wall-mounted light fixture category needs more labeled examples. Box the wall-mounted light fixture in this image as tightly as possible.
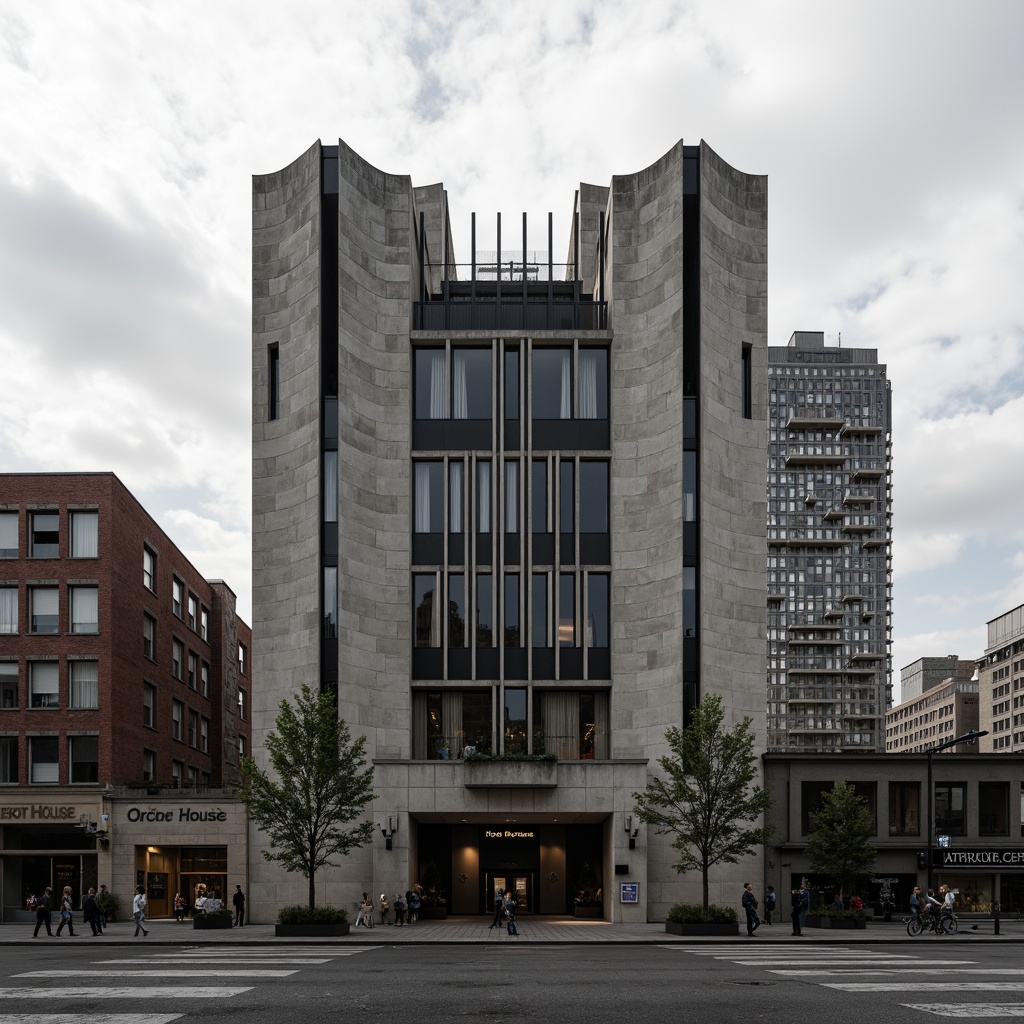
[380,815,398,851]
[624,813,640,849]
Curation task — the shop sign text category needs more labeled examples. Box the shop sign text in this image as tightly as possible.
[484,829,535,839]
[125,806,228,824]
[939,849,1024,867]
[0,804,77,821]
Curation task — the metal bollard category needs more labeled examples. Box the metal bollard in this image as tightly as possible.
[994,901,1000,936]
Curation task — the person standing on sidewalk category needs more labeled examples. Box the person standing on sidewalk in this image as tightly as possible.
[378,893,390,925]
[132,885,149,937]
[33,887,54,938]
[232,885,246,927]
[82,888,101,936]
[407,888,420,924]
[790,888,803,935]
[55,886,77,936]
[763,885,776,925]
[489,888,504,930]
[742,882,760,936]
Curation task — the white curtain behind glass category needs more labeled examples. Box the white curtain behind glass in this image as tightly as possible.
[543,691,579,760]
[579,351,598,419]
[430,351,447,418]
[452,351,468,419]
[441,691,463,756]
[415,463,432,532]
[0,588,15,633]
[72,513,98,557]
[559,351,571,419]
[71,661,99,708]
[449,463,463,533]
[504,462,518,533]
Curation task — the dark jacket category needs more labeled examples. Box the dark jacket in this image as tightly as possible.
[742,890,758,912]
[233,889,245,908]
[83,894,99,921]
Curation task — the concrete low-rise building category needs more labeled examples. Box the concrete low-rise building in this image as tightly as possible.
[886,658,979,753]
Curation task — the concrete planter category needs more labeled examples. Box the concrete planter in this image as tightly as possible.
[275,923,351,937]
[666,920,740,936]
[463,760,557,789]
[805,915,865,930]
[193,915,232,930]
[574,906,603,919]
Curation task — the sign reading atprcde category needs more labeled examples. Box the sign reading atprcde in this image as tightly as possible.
[125,806,228,824]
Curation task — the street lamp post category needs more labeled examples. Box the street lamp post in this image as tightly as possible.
[925,729,988,895]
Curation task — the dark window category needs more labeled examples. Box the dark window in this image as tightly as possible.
[504,687,527,754]
[448,575,466,648]
[69,736,99,784]
[504,348,520,418]
[504,461,519,534]
[587,574,609,648]
[559,461,574,534]
[979,781,1009,836]
[801,781,832,835]
[30,513,59,558]
[414,575,439,648]
[683,451,697,522]
[935,782,967,837]
[579,462,608,533]
[476,574,493,648]
[0,662,17,708]
[415,349,446,419]
[682,567,696,637]
[143,547,156,591]
[851,781,877,832]
[143,683,155,728]
[323,566,338,639]
[414,462,445,533]
[0,736,17,783]
[449,463,464,533]
[741,344,752,419]
[30,735,59,783]
[172,579,183,618]
[323,452,338,524]
[143,614,156,661]
[533,348,571,419]
[504,574,521,648]
[268,344,280,420]
[172,639,183,680]
[531,460,548,531]
[889,781,920,836]
[477,462,491,533]
[559,573,575,646]
[531,574,548,647]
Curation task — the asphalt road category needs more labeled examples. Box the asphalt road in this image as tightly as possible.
[1,939,1023,1022]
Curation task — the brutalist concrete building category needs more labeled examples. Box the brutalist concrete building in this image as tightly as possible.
[251,139,767,922]
[766,332,893,752]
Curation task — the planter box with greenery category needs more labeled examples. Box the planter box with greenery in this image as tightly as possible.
[665,903,740,936]
[805,910,865,930]
[417,905,447,920]
[193,910,233,930]
[574,906,603,919]
[463,753,557,789]
[274,905,350,937]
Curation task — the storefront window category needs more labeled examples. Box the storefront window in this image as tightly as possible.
[888,781,920,835]
[935,782,967,836]
[503,688,527,755]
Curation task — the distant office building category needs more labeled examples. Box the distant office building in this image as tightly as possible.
[252,139,768,923]
[901,655,978,703]
[885,657,979,752]
[0,473,250,922]
[978,603,1024,752]
[766,331,892,751]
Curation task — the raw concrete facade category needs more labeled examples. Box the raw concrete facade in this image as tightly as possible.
[978,603,1024,752]
[252,140,767,923]
[766,332,893,752]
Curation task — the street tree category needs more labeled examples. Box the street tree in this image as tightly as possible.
[632,692,772,912]
[239,683,375,910]
[804,780,877,900]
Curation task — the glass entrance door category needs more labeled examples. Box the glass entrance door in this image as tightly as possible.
[485,872,532,914]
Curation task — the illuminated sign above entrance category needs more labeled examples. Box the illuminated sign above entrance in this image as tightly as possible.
[938,849,1024,867]
[484,829,536,840]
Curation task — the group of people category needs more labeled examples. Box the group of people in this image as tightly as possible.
[488,888,519,935]
[357,888,423,927]
[32,885,108,938]
[910,883,956,926]
[741,882,782,936]
[31,881,246,937]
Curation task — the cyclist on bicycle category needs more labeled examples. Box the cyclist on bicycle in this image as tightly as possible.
[909,885,923,920]
[925,888,942,927]
[939,884,956,926]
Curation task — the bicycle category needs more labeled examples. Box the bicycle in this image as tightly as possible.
[906,909,957,936]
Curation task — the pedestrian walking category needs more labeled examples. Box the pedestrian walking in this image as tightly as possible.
[393,892,405,926]
[232,884,246,926]
[55,886,77,936]
[379,892,390,925]
[174,892,186,923]
[355,891,370,927]
[742,882,760,936]
[407,888,420,924]
[33,886,54,938]
[132,885,149,937]
[361,893,375,928]
[98,884,109,928]
[764,885,776,925]
[82,888,101,936]
[489,888,505,930]
[503,890,518,936]
[790,889,802,935]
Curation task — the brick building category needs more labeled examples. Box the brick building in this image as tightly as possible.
[0,472,250,920]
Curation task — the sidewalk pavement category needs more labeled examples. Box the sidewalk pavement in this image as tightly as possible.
[3,915,1024,945]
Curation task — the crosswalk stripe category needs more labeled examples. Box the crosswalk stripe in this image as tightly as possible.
[774,969,1023,977]
[16,971,297,979]
[728,959,977,967]
[0,989,250,1000]
[0,1017,184,1024]
[902,1004,1024,1017]
[827,983,1024,993]
[98,954,329,962]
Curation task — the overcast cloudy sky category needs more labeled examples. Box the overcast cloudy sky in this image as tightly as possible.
[2,0,1022,699]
